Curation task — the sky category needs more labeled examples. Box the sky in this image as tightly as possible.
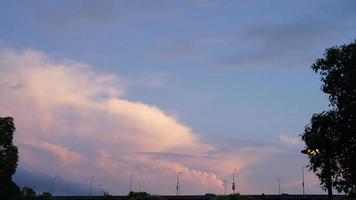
[1,0,356,196]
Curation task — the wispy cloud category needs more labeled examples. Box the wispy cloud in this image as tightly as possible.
[222,19,356,69]
[219,1,356,70]
[278,134,301,148]
[24,0,197,31]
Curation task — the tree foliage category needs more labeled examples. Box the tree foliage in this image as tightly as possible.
[126,192,164,200]
[302,111,340,194]
[22,187,37,200]
[216,194,254,200]
[37,192,52,200]
[0,117,19,181]
[302,40,356,196]
[0,116,21,200]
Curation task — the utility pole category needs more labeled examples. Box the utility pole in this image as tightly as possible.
[223,180,227,196]
[90,176,95,196]
[138,182,142,192]
[130,174,134,193]
[51,176,57,195]
[99,184,103,196]
[302,166,306,196]
[176,172,182,196]
[277,178,280,195]
[232,169,237,194]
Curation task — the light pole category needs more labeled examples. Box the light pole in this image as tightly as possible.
[222,179,227,196]
[232,169,237,194]
[138,182,142,192]
[276,178,281,195]
[302,165,306,196]
[302,148,333,200]
[90,176,95,196]
[176,172,182,196]
[51,176,57,195]
[99,184,103,196]
[130,174,134,193]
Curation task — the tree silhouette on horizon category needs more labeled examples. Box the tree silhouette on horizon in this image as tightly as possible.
[0,116,21,200]
[302,40,356,199]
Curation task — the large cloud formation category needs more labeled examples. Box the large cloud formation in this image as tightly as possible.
[0,47,279,195]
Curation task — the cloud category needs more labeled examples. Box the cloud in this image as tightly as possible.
[13,168,89,195]
[220,5,356,70]
[23,139,87,165]
[278,134,300,148]
[123,73,167,88]
[24,0,195,32]
[0,46,279,194]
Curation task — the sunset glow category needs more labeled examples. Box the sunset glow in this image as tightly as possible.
[1,0,355,196]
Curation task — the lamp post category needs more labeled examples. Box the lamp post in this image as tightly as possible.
[232,169,237,194]
[302,166,306,196]
[90,176,95,196]
[176,172,182,196]
[276,178,280,195]
[301,148,333,200]
[51,176,57,195]
[99,184,103,196]
[138,182,142,192]
[222,179,227,196]
[130,174,134,193]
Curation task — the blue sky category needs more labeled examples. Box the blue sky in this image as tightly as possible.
[1,0,356,196]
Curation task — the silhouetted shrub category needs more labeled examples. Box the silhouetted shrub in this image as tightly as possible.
[216,194,254,200]
[126,192,164,200]
[37,192,52,200]
[22,187,37,200]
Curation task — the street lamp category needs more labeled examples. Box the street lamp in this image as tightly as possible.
[130,174,135,193]
[222,179,227,196]
[99,184,103,196]
[51,176,57,195]
[90,176,95,196]
[302,165,307,196]
[276,178,281,195]
[138,182,142,192]
[301,148,319,156]
[232,169,237,194]
[176,172,182,196]
[301,148,333,200]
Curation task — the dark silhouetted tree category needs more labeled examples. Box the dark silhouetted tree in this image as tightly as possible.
[126,192,163,200]
[22,187,36,200]
[302,111,340,199]
[0,116,21,200]
[216,194,253,200]
[302,40,356,199]
[37,192,52,200]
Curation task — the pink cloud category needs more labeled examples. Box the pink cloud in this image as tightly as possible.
[0,47,280,194]
[96,150,119,173]
[23,139,86,165]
